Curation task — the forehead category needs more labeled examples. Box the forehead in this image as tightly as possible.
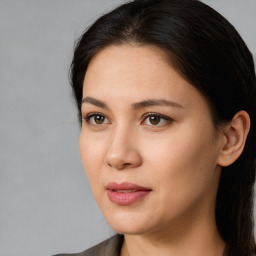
[83,44,182,94]
[86,44,171,75]
[82,44,210,113]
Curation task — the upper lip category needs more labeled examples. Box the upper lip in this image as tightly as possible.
[106,182,151,191]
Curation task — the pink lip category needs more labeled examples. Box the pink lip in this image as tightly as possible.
[106,182,151,206]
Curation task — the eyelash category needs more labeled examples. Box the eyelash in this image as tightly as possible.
[142,113,173,126]
[82,112,173,127]
[83,112,110,125]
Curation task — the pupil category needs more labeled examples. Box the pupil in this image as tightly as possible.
[95,115,104,124]
[150,116,160,125]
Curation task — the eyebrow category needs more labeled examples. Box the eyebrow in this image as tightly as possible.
[81,97,183,110]
[131,99,183,110]
[81,97,109,109]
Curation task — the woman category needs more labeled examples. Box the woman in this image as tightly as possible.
[55,0,256,255]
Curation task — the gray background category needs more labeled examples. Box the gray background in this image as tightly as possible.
[0,1,255,256]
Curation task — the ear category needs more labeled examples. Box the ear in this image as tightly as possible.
[217,110,250,167]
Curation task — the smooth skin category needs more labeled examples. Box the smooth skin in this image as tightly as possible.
[80,45,250,256]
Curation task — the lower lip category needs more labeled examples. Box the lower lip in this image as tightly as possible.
[107,190,151,206]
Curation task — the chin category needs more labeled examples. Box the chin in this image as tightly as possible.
[111,224,147,235]
[103,210,155,235]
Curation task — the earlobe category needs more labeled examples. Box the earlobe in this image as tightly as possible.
[217,111,250,167]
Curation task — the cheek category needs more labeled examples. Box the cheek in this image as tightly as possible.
[79,132,104,185]
[143,126,219,195]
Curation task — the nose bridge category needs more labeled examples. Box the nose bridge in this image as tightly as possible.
[108,122,133,157]
[105,121,141,170]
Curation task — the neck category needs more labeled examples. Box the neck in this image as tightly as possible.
[120,208,225,256]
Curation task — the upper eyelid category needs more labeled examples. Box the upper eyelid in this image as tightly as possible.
[82,112,111,124]
[142,112,172,120]
[142,113,174,127]
[83,112,109,119]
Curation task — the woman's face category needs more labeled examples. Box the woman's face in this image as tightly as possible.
[80,45,224,235]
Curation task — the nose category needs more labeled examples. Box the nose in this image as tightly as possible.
[104,125,142,170]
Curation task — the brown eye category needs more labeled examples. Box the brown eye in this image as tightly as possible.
[149,115,161,125]
[94,115,105,124]
[142,113,173,127]
[83,113,109,125]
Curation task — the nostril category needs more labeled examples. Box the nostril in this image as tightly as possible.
[104,143,142,170]
[105,159,133,170]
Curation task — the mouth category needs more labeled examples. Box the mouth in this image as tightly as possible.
[113,190,137,193]
[106,182,152,206]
